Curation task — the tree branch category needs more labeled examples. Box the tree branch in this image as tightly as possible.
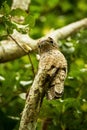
[0,18,87,63]
[46,18,87,41]
[19,68,47,130]
[12,0,31,10]
[0,30,37,63]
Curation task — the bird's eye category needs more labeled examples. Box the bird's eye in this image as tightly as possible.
[50,40,53,44]
[48,37,54,44]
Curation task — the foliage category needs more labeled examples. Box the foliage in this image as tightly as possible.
[0,1,35,40]
[0,0,87,130]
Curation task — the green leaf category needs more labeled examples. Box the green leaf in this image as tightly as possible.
[24,15,35,28]
[63,98,80,112]
[10,8,27,17]
[0,24,7,36]
[0,1,11,15]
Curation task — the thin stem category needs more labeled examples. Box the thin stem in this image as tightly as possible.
[9,34,35,77]
[28,53,35,77]
[8,34,28,53]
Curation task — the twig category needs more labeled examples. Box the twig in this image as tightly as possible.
[8,34,28,53]
[27,53,35,77]
[8,34,35,77]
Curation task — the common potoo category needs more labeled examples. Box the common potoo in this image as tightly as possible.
[37,37,67,100]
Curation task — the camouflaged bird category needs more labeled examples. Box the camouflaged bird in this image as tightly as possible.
[37,37,67,100]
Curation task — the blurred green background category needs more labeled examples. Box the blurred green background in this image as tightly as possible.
[0,0,87,130]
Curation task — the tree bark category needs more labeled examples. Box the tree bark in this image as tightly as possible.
[12,0,31,10]
[19,68,47,130]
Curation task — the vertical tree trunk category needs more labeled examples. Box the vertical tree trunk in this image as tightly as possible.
[19,70,46,130]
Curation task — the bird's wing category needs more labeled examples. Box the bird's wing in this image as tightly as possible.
[46,67,67,100]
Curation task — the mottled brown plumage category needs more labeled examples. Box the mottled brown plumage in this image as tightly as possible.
[37,37,67,100]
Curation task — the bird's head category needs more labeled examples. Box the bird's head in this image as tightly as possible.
[37,37,58,54]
